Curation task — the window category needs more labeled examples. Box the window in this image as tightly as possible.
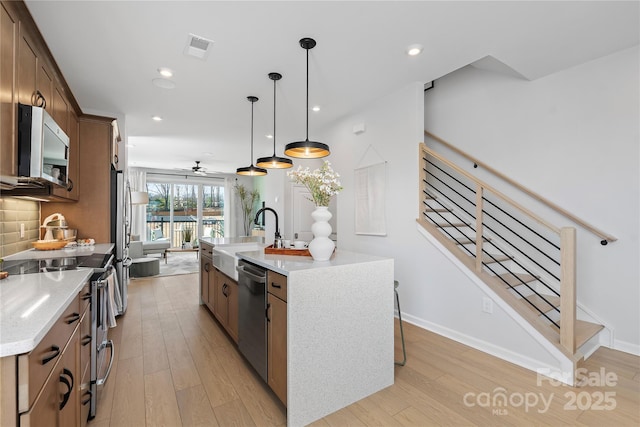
[145,178,225,247]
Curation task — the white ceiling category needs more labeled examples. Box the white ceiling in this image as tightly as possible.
[24,1,639,174]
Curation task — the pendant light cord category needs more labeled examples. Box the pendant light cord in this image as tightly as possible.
[305,45,309,142]
[250,100,255,164]
[273,77,277,156]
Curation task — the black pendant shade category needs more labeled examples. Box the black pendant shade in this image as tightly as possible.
[237,96,267,176]
[284,37,330,159]
[256,72,293,169]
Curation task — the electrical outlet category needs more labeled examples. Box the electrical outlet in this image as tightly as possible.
[20,223,25,239]
[482,297,493,314]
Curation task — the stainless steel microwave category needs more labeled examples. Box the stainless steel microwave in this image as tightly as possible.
[17,104,70,188]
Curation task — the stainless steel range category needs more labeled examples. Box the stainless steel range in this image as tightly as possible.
[1,250,116,421]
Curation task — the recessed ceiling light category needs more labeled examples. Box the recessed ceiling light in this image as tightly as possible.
[266,134,273,139]
[312,105,321,112]
[126,143,136,147]
[158,67,173,78]
[151,115,163,121]
[152,78,176,89]
[407,44,423,56]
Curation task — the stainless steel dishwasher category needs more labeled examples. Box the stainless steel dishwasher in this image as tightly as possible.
[236,259,268,381]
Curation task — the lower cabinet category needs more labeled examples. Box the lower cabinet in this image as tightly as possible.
[20,319,80,427]
[0,284,87,427]
[267,270,287,406]
[200,247,213,308]
[213,269,238,343]
[267,293,287,405]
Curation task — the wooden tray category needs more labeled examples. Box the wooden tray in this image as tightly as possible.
[264,245,311,257]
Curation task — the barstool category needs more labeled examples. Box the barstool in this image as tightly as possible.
[394,280,407,366]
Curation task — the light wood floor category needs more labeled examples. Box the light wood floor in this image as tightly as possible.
[89,273,639,426]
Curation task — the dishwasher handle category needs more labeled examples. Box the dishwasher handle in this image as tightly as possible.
[236,265,266,283]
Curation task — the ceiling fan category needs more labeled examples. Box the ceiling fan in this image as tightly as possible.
[191,161,207,175]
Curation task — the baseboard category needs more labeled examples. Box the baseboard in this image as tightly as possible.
[400,312,569,382]
[612,338,640,356]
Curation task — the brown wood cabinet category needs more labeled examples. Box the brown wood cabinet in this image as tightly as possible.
[0,284,86,427]
[213,269,239,343]
[267,270,287,406]
[0,0,81,199]
[78,285,92,427]
[42,115,114,241]
[199,242,214,309]
[0,2,17,178]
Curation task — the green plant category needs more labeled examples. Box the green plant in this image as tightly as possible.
[234,182,260,236]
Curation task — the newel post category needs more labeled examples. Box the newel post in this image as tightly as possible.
[560,227,577,354]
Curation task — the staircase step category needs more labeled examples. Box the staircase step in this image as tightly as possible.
[551,320,605,349]
[498,273,538,287]
[521,294,561,315]
[481,253,512,264]
[455,236,491,245]
[425,208,451,213]
[437,222,469,228]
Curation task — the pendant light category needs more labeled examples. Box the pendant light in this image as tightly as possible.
[256,72,293,169]
[284,37,330,159]
[236,96,267,176]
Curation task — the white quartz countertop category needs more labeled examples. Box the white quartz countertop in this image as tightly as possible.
[3,243,114,260]
[237,249,388,276]
[199,236,263,246]
[0,268,93,357]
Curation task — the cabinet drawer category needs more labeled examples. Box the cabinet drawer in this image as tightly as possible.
[79,306,91,379]
[267,270,287,302]
[18,296,81,412]
[200,242,213,257]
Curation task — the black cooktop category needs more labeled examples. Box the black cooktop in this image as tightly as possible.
[1,252,113,275]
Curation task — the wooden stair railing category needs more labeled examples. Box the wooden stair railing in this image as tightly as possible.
[417,142,605,356]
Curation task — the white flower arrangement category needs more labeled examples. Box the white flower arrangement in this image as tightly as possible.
[287,161,343,207]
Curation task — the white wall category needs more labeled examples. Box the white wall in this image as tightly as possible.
[424,46,640,352]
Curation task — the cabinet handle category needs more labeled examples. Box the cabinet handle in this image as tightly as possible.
[66,313,81,324]
[81,335,92,346]
[42,345,61,365]
[114,154,119,165]
[59,368,74,410]
[204,263,210,272]
[266,303,271,323]
[67,178,74,192]
[222,283,228,297]
[81,390,92,406]
[270,282,282,289]
[32,90,46,108]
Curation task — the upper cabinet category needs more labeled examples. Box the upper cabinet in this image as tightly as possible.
[0,3,17,178]
[0,0,81,199]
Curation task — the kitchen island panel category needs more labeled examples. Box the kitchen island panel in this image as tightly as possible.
[287,258,394,427]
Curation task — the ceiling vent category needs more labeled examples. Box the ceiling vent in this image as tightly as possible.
[184,33,214,60]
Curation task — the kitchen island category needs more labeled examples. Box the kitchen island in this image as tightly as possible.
[235,248,395,427]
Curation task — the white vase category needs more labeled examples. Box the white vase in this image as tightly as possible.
[308,206,335,261]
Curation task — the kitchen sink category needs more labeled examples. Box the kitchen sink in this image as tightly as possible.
[212,243,264,280]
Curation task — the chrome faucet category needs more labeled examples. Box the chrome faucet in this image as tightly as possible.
[254,207,282,248]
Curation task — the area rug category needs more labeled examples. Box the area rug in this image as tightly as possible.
[156,252,200,277]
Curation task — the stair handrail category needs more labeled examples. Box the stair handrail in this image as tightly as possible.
[424,131,617,245]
